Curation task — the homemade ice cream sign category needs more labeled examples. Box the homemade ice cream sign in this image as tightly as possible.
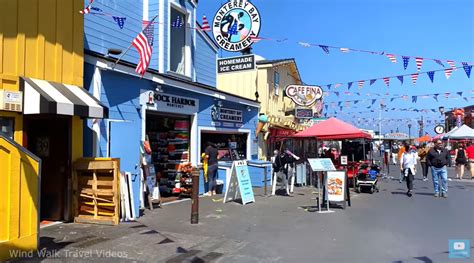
[285,85,324,107]
[217,54,255,73]
[212,0,261,52]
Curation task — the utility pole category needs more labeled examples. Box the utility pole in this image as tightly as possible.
[418,116,424,137]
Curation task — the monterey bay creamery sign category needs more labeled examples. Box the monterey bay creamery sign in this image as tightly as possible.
[212,0,261,52]
[218,55,255,73]
[211,105,243,123]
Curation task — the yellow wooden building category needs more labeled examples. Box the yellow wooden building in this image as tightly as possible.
[217,57,303,159]
[0,1,107,259]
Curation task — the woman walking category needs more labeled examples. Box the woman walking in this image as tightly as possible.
[400,145,418,197]
[455,144,468,180]
[417,143,430,181]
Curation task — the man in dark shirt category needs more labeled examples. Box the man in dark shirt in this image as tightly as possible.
[426,140,450,198]
[205,142,219,196]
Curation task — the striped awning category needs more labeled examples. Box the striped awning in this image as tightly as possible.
[20,77,108,118]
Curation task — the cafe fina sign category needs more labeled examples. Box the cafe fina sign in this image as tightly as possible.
[285,85,323,107]
[212,0,261,52]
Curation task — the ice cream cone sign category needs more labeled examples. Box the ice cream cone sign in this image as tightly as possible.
[256,114,268,138]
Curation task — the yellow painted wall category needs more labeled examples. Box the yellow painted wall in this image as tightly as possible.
[0,136,40,260]
[216,69,258,100]
[0,0,84,258]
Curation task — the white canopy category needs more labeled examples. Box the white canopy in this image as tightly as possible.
[442,125,474,140]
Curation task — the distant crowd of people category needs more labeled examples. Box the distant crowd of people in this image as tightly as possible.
[383,140,474,198]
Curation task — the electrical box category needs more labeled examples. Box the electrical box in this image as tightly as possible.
[0,90,23,112]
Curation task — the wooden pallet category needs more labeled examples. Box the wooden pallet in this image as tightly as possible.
[73,158,120,225]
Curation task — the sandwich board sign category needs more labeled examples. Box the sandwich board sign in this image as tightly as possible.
[224,160,255,205]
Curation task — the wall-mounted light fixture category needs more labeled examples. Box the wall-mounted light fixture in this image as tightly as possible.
[155,84,164,93]
[217,100,223,107]
[246,106,252,112]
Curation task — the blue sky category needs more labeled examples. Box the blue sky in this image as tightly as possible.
[198,0,474,136]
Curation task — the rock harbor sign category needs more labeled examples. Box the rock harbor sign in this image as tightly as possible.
[212,0,261,52]
[285,85,324,107]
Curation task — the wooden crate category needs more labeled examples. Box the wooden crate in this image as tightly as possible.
[73,158,120,225]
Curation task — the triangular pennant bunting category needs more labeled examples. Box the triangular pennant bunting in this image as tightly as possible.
[415,57,423,71]
[298,42,311,48]
[462,62,472,78]
[463,97,469,102]
[347,82,353,90]
[354,100,359,104]
[370,79,376,85]
[444,68,453,79]
[457,92,463,97]
[340,48,350,53]
[319,45,330,54]
[433,94,439,102]
[335,83,342,89]
[434,59,445,67]
[427,71,435,83]
[113,16,126,29]
[383,77,390,87]
[371,99,377,105]
[412,96,417,103]
[411,73,419,85]
[397,76,404,84]
[358,80,364,89]
[402,56,410,70]
[201,15,211,31]
[327,84,332,90]
[447,60,457,70]
[334,92,340,97]
[386,54,397,63]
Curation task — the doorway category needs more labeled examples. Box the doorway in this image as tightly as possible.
[24,115,71,221]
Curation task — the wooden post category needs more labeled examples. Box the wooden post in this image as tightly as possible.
[191,168,200,224]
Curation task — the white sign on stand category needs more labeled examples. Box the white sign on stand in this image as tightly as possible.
[327,171,346,202]
[223,160,255,205]
[307,158,336,214]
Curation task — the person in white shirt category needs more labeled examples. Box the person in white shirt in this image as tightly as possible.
[400,145,418,197]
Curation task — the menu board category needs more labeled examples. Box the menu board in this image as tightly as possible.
[307,158,336,171]
[326,171,346,202]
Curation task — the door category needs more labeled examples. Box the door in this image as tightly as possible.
[25,115,71,220]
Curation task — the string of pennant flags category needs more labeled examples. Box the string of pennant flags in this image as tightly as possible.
[327,90,474,102]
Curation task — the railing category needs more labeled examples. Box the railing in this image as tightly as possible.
[0,134,41,260]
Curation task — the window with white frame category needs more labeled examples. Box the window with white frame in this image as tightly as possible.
[170,8,186,75]
[274,71,280,96]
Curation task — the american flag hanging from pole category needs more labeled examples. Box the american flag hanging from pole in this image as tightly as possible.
[79,0,94,14]
[411,73,419,85]
[386,54,397,63]
[415,57,423,71]
[142,20,155,46]
[132,32,152,76]
[201,15,211,31]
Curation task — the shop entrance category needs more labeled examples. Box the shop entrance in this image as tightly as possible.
[200,131,249,161]
[145,111,191,202]
[24,115,71,221]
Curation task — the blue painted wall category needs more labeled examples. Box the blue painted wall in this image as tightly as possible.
[195,31,217,87]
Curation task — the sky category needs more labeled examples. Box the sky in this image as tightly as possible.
[197,0,474,136]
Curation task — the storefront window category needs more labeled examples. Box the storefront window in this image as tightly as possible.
[0,117,14,140]
[170,8,186,75]
[274,71,280,96]
[201,132,248,161]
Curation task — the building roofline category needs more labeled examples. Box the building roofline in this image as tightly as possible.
[195,22,219,52]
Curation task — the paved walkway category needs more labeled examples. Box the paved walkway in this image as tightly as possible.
[13,166,474,262]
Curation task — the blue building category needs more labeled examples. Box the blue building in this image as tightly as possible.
[82,0,261,210]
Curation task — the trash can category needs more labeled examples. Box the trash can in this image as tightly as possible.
[216,180,224,194]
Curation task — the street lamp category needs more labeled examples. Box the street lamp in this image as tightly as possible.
[408,123,412,141]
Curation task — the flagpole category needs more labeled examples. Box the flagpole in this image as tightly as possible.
[112,14,159,69]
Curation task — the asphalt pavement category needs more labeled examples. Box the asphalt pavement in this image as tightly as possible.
[28,163,474,263]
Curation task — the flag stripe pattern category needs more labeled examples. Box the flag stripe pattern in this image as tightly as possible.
[386,54,397,63]
[201,15,211,31]
[132,32,152,76]
[411,73,419,85]
[250,36,262,42]
[383,77,390,87]
[80,6,91,14]
[447,60,457,70]
[415,57,423,71]
[444,68,453,79]
[358,80,364,89]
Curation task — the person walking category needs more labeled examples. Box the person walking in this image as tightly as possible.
[400,145,417,197]
[417,143,430,181]
[454,144,468,180]
[391,143,400,165]
[398,142,407,183]
[466,142,474,179]
[380,143,385,157]
[426,140,450,198]
[204,142,219,196]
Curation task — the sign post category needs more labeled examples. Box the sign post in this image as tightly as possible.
[307,158,336,213]
[223,160,255,205]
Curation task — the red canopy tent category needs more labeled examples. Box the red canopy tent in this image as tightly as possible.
[293,118,372,139]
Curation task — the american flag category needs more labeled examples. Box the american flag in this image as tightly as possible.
[415,57,423,71]
[79,6,91,14]
[142,20,154,46]
[444,68,453,79]
[201,15,211,31]
[386,54,397,63]
[411,73,419,85]
[383,77,390,87]
[172,15,183,28]
[402,56,410,70]
[132,32,152,76]
[358,80,364,89]
[228,22,238,35]
[447,60,457,70]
